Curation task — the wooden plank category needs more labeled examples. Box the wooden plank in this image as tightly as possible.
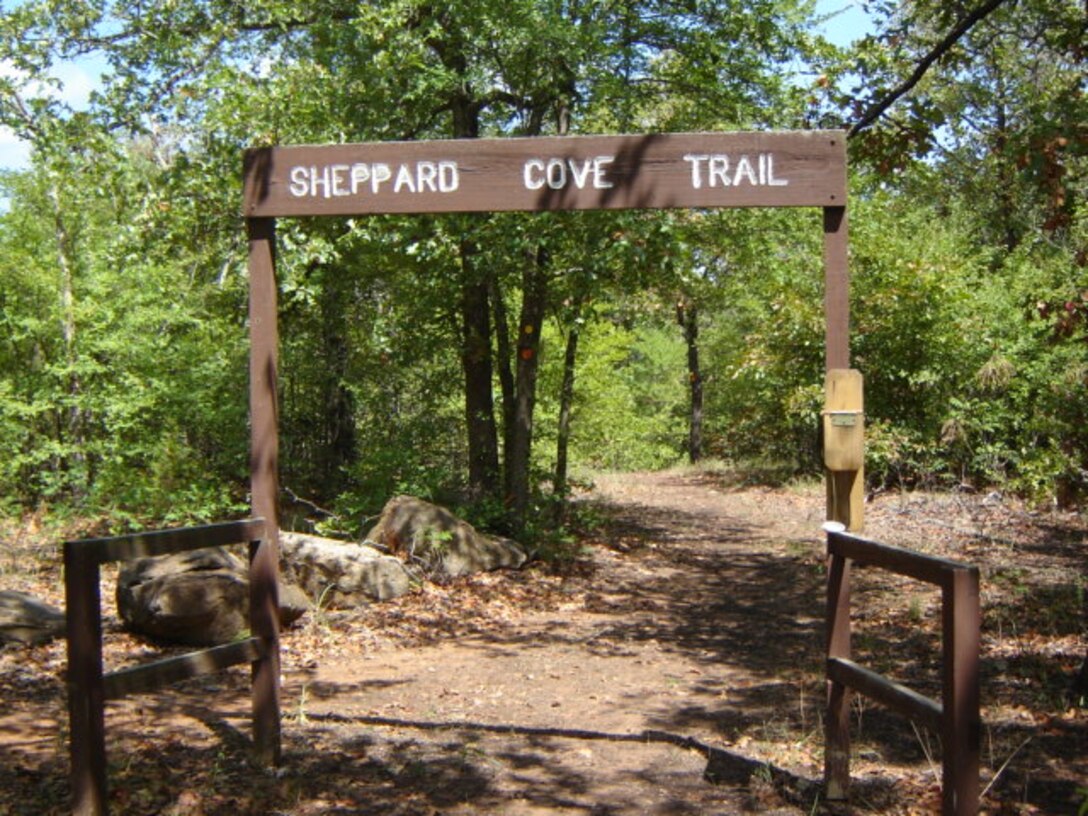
[828,531,973,587]
[102,638,266,701]
[823,206,849,370]
[65,519,266,565]
[827,657,943,732]
[244,131,846,216]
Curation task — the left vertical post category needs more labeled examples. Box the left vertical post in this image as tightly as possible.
[65,543,107,815]
[247,216,282,766]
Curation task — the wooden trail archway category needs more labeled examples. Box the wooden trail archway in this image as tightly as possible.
[241,129,858,767]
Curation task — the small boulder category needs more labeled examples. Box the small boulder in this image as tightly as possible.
[116,547,306,646]
[279,531,412,606]
[0,590,65,645]
[365,495,527,580]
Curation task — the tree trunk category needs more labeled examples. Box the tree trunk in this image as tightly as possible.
[505,244,550,529]
[319,270,356,497]
[48,179,86,496]
[491,276,516,480]
[459,236,501,499]
[1075,652,1088,702]
[677,301,702,463]
[553,304,582,504]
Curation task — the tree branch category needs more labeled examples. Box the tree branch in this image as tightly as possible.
[848,0,1010,139]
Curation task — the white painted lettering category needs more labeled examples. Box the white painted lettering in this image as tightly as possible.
[394,164,416,193]
[290,161,460,198]
[766,153,788,186]
[330,165,350,197]
[370,163,392,194]
[417,161,438,192]
[733,155,758,186]
[524,159,545,190]
[569,158,593,189]
[288,166,310,197]
[683,154,709,189]
[350,163,370,194]
[438,161,459,192]
[708,155,730,187]
[546,158,567,189]
[592,155,614,188]
[310,165,332,198]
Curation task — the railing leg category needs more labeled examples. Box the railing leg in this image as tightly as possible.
[65,546,108,816]
[250,536,281,766]
[825,550,852,800]
[943,568,981,816]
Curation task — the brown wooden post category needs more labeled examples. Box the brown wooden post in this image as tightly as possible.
[823,206,849,372]
[247,216,282,766]
[824,546,852,800]
[65,544,107,816]
[943,567,981,816]
[824,205,863,531]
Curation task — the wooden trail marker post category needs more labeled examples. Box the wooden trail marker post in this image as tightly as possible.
[241,127,859,781]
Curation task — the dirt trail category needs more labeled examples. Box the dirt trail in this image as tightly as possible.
[2,469,1085,814]
[273,472,833,815]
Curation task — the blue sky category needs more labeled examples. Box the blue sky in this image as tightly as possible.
[0,2,873,173]
[815,0,874,47]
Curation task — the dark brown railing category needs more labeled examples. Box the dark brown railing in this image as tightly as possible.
[825,528,980,816]
[64,519,279,816]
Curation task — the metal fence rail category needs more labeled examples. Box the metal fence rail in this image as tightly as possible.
[64,518,278,816]
[824,529,980,816]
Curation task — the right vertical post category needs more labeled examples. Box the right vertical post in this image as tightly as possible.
[824,205,864,531]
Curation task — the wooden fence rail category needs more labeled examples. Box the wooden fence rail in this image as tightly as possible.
[825,528,980,816]
[64,518,278,816]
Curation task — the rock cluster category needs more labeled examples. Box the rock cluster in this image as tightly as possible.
[4,496,526,648]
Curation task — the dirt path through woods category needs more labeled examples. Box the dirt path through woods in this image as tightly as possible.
[286,472,829,815]
[1,469,1085,814]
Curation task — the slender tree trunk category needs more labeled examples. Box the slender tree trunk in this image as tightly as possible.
[553,303,582,504]
[506,244,550,529]
[319,270,356,497]
[491,277,516,477]
[459,236,501,499]
[677,301,702,463]
[48,179,86,495]
[447,82,501,501]
[1076,653,1088,701]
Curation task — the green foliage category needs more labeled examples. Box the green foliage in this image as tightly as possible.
[536,320,687,473]
[3,0,1088,534]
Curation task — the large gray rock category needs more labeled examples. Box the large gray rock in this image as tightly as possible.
[0,590,65,645]
[365,495,527,580]
[116,547,307,646]
[279,531,411,606]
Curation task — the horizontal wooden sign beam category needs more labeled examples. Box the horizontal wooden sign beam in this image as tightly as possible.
[244,131,846,217]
